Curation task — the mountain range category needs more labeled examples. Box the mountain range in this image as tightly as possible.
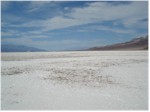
[87,35,148,51]
[1,44,46,52]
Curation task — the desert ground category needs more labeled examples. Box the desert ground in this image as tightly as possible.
[1,51,148,110]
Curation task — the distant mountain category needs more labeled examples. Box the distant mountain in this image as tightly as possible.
[1,44,46,52]
[87,35,148,51]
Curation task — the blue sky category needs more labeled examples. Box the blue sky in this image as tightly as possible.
[1,1,148,51]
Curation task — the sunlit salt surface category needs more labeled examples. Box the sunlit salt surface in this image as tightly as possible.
[1,51,148,110]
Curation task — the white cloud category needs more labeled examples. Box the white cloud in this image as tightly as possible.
[67,1,147,22]
[21,35,50,39]
[26,1,60,13]
[1,32,12,37]
[123,17,148,29]
[95,26,135,34]
[1,30,21,37]
[13,1,147,33]
[2,37,32,45]
[77,25,135,34]
[1,29,51,40]
[27,1,50,12]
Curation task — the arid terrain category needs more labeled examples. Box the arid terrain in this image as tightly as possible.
[88,36,148,51]
[1,51,148,110]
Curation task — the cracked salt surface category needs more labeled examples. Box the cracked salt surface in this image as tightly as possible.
[1,51,148,110]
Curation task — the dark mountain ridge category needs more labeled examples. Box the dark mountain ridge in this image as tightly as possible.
[87,35,148,51]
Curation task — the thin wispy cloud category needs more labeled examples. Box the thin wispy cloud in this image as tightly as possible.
[27,1,55,13]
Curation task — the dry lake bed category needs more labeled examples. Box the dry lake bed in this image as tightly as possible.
[1,51,148,110]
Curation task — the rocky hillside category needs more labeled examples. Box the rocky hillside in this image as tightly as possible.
[88,36,148,51]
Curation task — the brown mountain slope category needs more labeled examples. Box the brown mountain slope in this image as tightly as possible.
[88,36,148,51]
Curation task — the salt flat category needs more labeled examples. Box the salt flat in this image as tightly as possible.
[1,51,148,110]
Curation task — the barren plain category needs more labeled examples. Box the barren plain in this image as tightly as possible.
[1,51,148,110]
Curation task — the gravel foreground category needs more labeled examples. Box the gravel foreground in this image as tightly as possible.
[1,51,148,110]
